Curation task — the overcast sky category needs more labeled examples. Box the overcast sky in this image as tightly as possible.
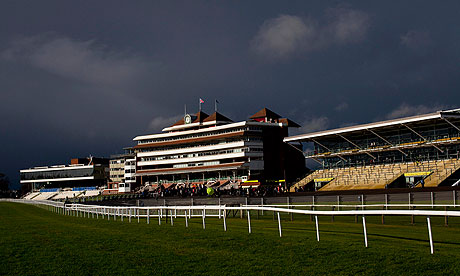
[1,1,460,188]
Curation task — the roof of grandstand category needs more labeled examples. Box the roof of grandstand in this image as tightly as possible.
[250,108,281,120]
[203,111,234,123]
[285,108,460,142]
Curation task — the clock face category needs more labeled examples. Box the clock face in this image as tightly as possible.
[184,114,192,124]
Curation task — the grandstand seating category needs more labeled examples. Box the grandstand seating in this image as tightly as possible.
[23,192,40,200]
[421,159,460,187]
[23,187,103,201]
[78,190,100,197]
[53,191,81,200]
[291,158,460,191]
[33,192,58,200]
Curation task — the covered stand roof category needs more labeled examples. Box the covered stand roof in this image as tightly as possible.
[285,108,460,143]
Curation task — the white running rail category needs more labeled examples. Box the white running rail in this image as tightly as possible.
[2,198,460,255]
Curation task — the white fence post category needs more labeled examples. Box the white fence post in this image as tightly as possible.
[277,212,282,238]
[454,190,457,207]
[362,216,368,248]
[158,209,161,225]
[147,209,150,224]
[427,216,434,254]
[129,208,132,223]
[218,198,221,219]
[202,208,206,230]
[137,208,140,223]
[185,210,189,228]
[171,211,174,226]
[223,209,227,232]
[261,198,264,216]
[431,192,434,209]
[315,215,320,242]
[247,210,252,234]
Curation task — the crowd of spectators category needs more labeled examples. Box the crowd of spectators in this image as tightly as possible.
[145,183,288,198]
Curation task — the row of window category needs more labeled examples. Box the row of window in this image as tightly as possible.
[20,168,95,181]
[173,161,220,168]
[140,147,263,162]
[138,126,263,145]
[138,137,263,153]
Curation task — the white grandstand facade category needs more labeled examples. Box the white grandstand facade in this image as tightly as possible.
[133,108,306,187]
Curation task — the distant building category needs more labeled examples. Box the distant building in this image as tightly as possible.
[133,108,306,188]
[107,152,136,194]
[20,157,109,192]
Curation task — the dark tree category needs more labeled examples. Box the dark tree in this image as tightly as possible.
[0,173,10,191]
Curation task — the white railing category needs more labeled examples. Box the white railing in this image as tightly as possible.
[3,199,460,255]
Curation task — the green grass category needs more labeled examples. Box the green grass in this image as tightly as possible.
[1,203,460,275]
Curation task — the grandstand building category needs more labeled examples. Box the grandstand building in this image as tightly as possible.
[133,108,306,188]
[285,108,460,191]
[20,157,109,193]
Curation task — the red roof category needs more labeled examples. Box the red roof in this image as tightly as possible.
[170,111,209,127]
[193,111,209,123]
[203,112,233,123]
[249,108,281,120]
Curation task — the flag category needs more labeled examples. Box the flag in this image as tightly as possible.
[199,98,205,104]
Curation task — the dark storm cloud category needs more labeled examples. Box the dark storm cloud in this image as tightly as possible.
[400,30,432,52]
[251,7,370,60]
[385,103,449,120]
[1,1,460,188]
[1,34,149,87]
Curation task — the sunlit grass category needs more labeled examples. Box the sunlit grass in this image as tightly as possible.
[1,202,460,275]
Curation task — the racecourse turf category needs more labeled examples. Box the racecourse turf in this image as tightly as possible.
[1,202,460,275]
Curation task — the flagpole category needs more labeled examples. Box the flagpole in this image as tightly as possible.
[215,99,217,112]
